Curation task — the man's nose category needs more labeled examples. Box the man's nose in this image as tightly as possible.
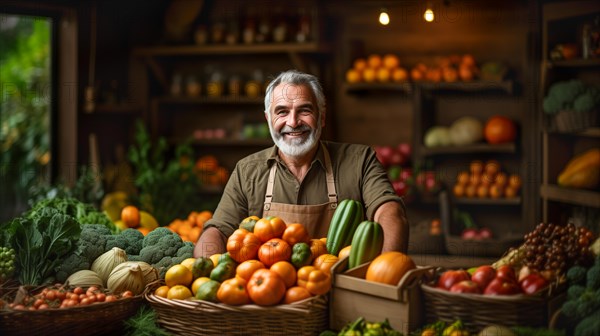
[286,110,301,128]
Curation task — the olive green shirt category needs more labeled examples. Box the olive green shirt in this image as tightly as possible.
[204,141,403,238]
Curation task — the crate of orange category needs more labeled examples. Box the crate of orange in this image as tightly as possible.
[145,217,330,336]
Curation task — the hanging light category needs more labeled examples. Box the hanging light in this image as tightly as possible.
[423,2,434,22]
[379,8,390,25]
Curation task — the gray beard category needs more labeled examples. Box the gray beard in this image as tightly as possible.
[268,120,321,158]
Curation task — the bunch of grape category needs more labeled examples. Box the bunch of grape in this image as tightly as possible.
[523,222,595,274]
[0,246,16,281]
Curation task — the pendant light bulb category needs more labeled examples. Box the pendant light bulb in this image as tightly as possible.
[424,7,434,22]
[379,9,390,25]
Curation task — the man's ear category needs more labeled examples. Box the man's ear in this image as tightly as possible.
[320,109,326,128]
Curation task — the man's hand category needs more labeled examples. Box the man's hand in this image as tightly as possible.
[193,227,227,258]
[373,201,409,253]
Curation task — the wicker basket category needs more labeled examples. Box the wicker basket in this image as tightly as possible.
[551,109,599,132]
[145,282,328,336]
[421,282,566,334]
[0,285,143,336]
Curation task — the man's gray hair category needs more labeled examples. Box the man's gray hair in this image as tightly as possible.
[264,70,326,116]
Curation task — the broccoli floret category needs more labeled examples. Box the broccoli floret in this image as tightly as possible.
[142,227,174,248]
[575,311,600,336]
[153,256,174,278]
[544,80,586,114]
[561,299,579,319]
[53,224,112,282]
[139,234,182,264]
[105,228,144,256]
[176,241,194,258]
[568,285,586,300]
[567,266,588,286]
[575,289,600,319]
[573,93,597,113]
[587,265,600,290]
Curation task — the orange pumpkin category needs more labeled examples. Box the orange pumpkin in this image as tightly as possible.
[226,228,261,263]
[484,115,516,144]
[247,269,286,306]
[365,252,416,285]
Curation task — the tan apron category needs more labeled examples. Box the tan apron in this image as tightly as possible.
[263,144,338,239]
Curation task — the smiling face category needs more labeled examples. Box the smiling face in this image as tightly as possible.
[266,83,325,158]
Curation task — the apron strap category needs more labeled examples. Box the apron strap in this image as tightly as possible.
[264,164,277,211]
[263,142,338,211]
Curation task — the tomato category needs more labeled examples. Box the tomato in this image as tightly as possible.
[283,286,312,304]
[247,269,286,306]
[449,280,481,294]
[217,277,250,305]
[282,223,310,246]
[309,239,328,260]
[484,277,522,295]
[484,115,516,144]
[236,260,265,281]
[226,228,261,263]
[437,270,471,290]
[470,265,496,289]
[519,273,548,295]
[258,238,292,267]
[270,261,297,288]
[254,217,287,243]
[296,266,331,295]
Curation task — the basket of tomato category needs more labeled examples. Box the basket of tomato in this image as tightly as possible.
[0,284,143,336]
[145,217,331,336]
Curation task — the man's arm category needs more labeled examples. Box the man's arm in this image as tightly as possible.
[193,227,227,258]
[373,200,409,253]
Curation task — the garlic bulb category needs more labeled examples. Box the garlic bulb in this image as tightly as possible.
[132,261,159,285]
[107,262,145,295]
[65,270,103,288]
[91,247,128,287]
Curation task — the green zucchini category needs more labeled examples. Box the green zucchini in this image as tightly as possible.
[326,199,364,256]
[348,221,384,269]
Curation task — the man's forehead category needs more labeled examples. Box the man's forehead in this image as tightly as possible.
[272,83,313,102]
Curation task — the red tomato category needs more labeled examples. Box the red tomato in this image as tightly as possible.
[449,280,482,294]
[484,277,522,295]
[471,265,496,289]
[484,115,516,144]
[519,273,549,295]
[437,270,471,290]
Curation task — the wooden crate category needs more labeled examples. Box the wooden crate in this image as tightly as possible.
[329,257,434,334]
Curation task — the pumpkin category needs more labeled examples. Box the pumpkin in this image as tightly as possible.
[449,116,484,146]
[484,115,516,144]
[365,252,416,285]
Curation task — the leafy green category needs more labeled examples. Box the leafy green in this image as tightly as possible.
[124,305,170,336]
[3,207,81,285]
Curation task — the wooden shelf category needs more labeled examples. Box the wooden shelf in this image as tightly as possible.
[548,58,600,68]
[155,96,264,105]
[540,184,600,208]
[453,197,521,206]
[545,127,600,138]
[343,82,413,94]
[418,80,514,94]
[133,42,330,57]
[84,104,141,115]
[171,138,273,147]
[420,143,517,156]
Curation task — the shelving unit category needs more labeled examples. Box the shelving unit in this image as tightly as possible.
[539,0,600,228]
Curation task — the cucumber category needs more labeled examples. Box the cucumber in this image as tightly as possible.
[348,221,384,269]
[326,199,364,256]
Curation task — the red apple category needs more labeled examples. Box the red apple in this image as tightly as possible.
[392,180,408,196]
[437,270,471,290]
[477,227,493,239]
[484,277,522,295]
[519,273,548,295]
[461,228,479,240]
[397,143,412,160]
[471,265,496,289]
[400,168,413,181]
[496,265,517,282]
[450,280,482,294]
[389,150,407,166]
[374,146,394,167]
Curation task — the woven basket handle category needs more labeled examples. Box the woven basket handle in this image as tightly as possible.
[396,266,436,297]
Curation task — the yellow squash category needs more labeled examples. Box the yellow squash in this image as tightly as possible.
[557,148,600,189]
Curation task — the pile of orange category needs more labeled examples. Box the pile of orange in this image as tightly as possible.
[194,155,229,187]
[452,160,522,199]
[345,53,408,84]
[167,210,212,243]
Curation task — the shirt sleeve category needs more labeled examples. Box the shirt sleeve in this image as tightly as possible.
[202,162,249,238]
[359,146,404,220]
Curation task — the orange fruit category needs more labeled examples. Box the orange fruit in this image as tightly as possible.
[236,260,266,281]
[191,277,211,296]
[165,264,193,288]
[154,285,170,298]
[188,226,202,243]
[353,58,367,71]
[338,245,352,260]
[283,286,312,304]
[457,171,470,185]
[382,54,400,69]
[180,257,196,271]
[121,205,140,228]
[509,174,522,189]
[346,69,362,83]
[392,68,408,82]
[137,227,150,236]
[367,54,382,68]
[195,155,219,172]
[453,184,465,198]
[167,285,192,300]
[376,67,391,82]
[362,68,377,83]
